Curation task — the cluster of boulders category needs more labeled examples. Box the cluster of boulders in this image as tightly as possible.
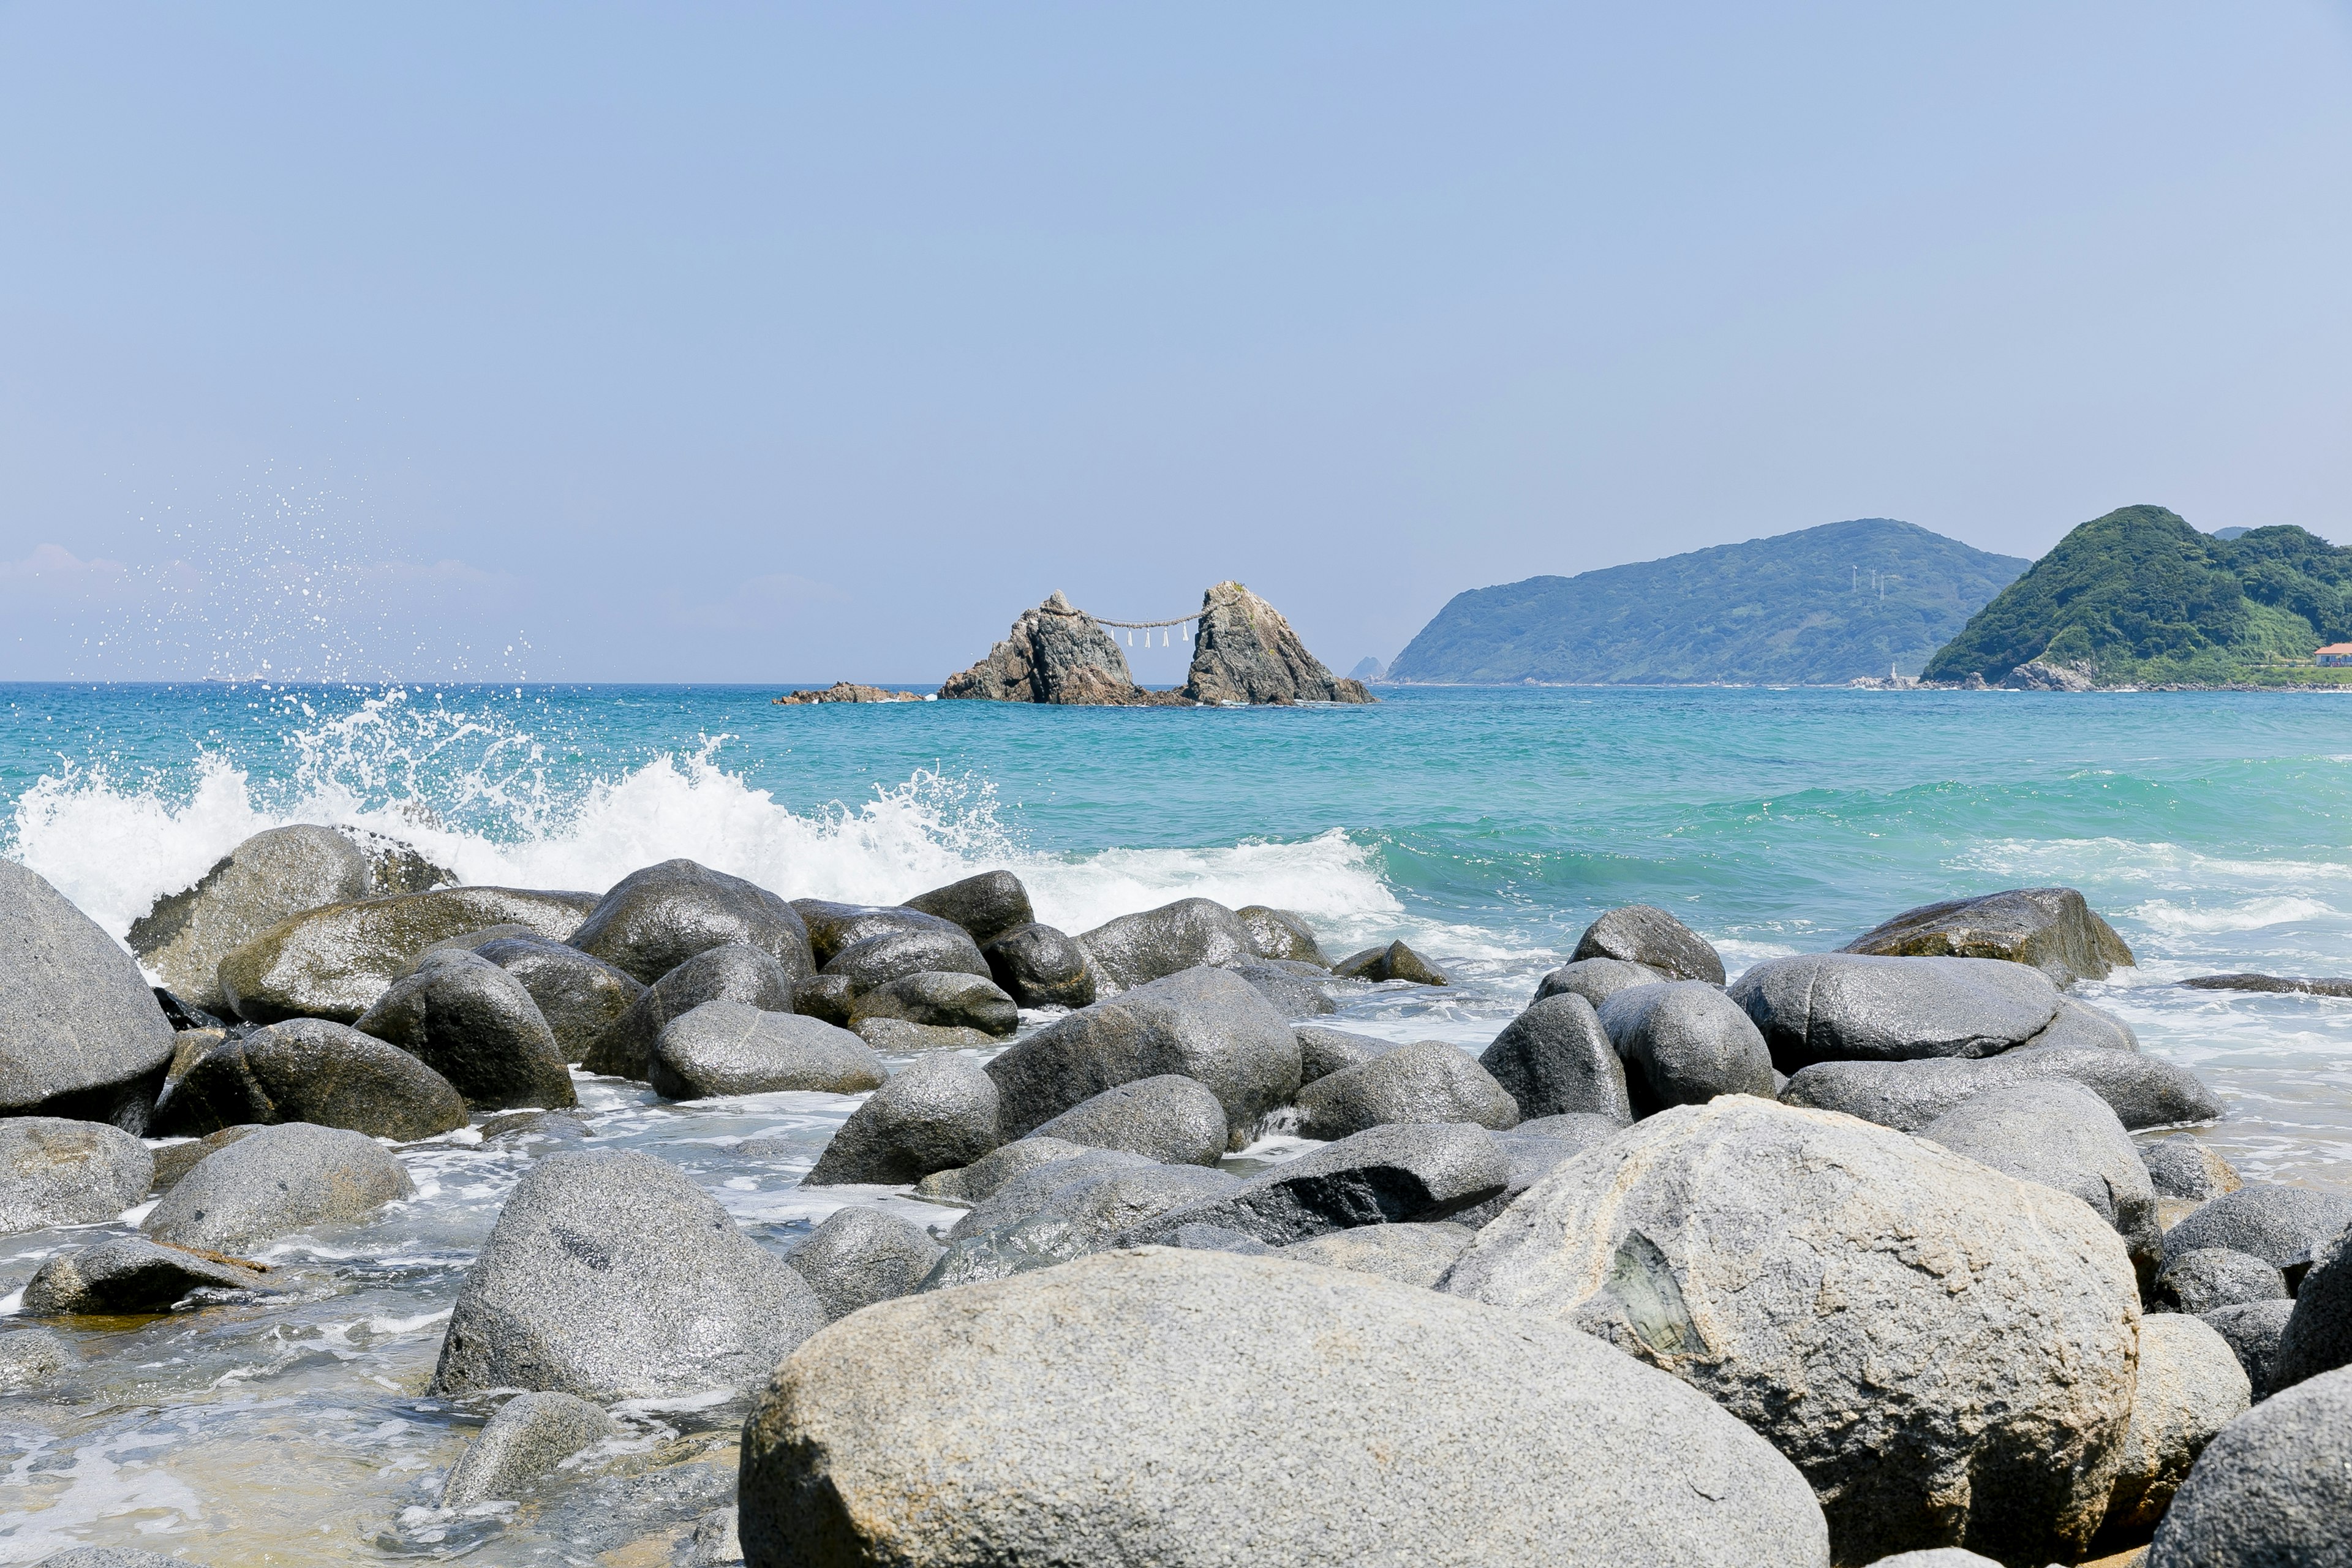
[5,839,2351,1567]
[935,582,1374,706]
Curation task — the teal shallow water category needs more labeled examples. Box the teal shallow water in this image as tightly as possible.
[1,682,2349,1560]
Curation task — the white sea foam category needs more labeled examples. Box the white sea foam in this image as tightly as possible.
[2131,896,2342,936]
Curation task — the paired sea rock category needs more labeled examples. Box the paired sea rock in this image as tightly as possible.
[0,1117,153,1233]
[739,1248,1826,1568]
[144,1122,411,1253]
[1841,886,2136,984]
[433,1149,823,1401]
[0,861,178,1127]
[1182,581,1374,704]
[217,884,599,1025]
[1444,1096,2141,1564]
[154,1017,468,1141]
[912,1137,1094,1207]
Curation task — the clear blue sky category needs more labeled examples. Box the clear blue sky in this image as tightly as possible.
[4,3,2348,682]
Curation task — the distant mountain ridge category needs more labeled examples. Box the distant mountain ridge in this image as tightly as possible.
[1390,519,2027,685]
[1923,505,2352,687]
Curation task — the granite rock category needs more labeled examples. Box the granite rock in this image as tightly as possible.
[0,1117,153,1234]
[978,922,1097,1010]
[787,1207,944,1321]
[0,861,178,1125]
[127,825,371,1012]
[1841,886,2135,985]
[1780,1046,2222,1133]
[2145,1364,2352,1567]
[1597,981,1775,1114]
[1731,953,2061,1072]
[1294,1041,1518,1139]
[439,1391,619,1508]
[583,941,799,1081]
[801,1053,997,1185]
[566,860,813,987]
[143,1122,411,1252]
[1029,1074,1227,1166]
[1572,904,1725,984]
[355,951,577,1110]
[649,1001,884,1100]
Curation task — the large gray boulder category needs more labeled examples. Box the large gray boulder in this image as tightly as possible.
[803,1054,999,1186]
[2143,1139,2242,1201]
[1226,962,1338,1020]
[144,1122,412,1252]
[2015,997,2139,1053]
[127,825,372,1011]
[1294,1025,1403,1085]
[1237,905,1327,966]
[956,1165,1241,1267]
[566,859,814,987]
[912,1137,1093,1207]
[739,1248,1826,1568]
[649,1001,884,1101]
[2163,1183,2352,1270]
[787,1206,944,1321]
[1180,580,1374,703]
[943,1148,1155,1239]
[985,967,1299,1145]
[1477,994,1634,1123]
[216,884,598,1024]
[2146,1365,2352,1567]
[1572,904,1725,984]
[582,941,797,1080]
[1294,1041,1518,1139]
[1597,981,1775,1114]
[846,970,1017,1036]
[793,900,969,965]
[2271,1222,2352,1392]
[1280,1221,1475,1288]
[1917,1080,2162,1286]
[1029,1075,1227,1166]
[2201,1300,2296,1401]
[149,1123,263,1193]
[1119,1123,1508,1247]
[472,935,644,1062]
[1730,953,2060,1072]
[1781,1046,2222,1132]
[1454,1122,1626,1227]
[2155,1248,2289,1315]
[432,1149,823,1400]
[0,1118,153,1233]
[1444,1097,2141,1565]
[823,926,991,990]
[1840,886,2135,985]
[1531,956,1668,1009]
[23,1235,270,1314]
[979,922,1097,1009]
[439,1390,619,1508]
[2103,1313,2251,1539]
[153,1017,469,1140]
[902,870,1034,948]
[0,861,178,1124]
[1076,898,1256,993]
[355,951,576,1110]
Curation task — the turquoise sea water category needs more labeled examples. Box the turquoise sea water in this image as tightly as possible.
[2,680,2350,1560]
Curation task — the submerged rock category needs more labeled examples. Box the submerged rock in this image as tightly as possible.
[1293,1041,1518,1139]
[439,1391,619,1508]
[24,1235,270,1315]
[144,1122,412,1253]
[1180,581,1376,704]
[1841,886,2135,984]
[154,1017,469,1140]
[802,1054,999,1186]
[1444,1097,2141,1565]
[1730,952,2060,1071]
[216,885,599,1025]
[0,1327,77,1391]
[432,1149,823,1401]
[565,859,814,987]
[128,825,372,1012]
[0,1118,153,1234]
[938,592,1167,705]
[1779,1045,2221,1132]
[583,941,798,1081]
[1571,904,1725,984]
[739,1249,1825,1568]
[649,1001,883,1101]
[979,922,1097,1009]
[2146,1365,2352,1567]
[0,860,178,1125]
[355,951,577,1110]
[1076,899,1255,993]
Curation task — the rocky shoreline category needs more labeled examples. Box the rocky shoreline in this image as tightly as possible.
[2,835,2348,1566]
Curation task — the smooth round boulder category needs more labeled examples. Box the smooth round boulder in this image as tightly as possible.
[911,1137,1094,1207]
[1280,1221,1475,1288]
[472,936,645,1062]
[985,967,1300,1147]
[1076,898,1256,993]
[2163,1183,2352,1270]
[1226,962,1338,1020]
[740,1248,1831,1568]
[1294,1025,1403,1085]
[1294,1041,1518,1139]
[1531,956,1668,1009]
[902,870,1035,948]
[432,1148,823,1400]
[127,824,372,1012]
[2146,1364,2352,1567]
[1917,1080,2162,1285]
[2103,1312,2252,1539]
[567,859,814,987]
[1444,1096,2141,1566]
[583,941,797,1080]
[944,1148,1157,1240]
[0,1117,152,1234]
[960,1164,1241,1265]
[355,951,576,1110]
[804,1054,1001,1186]
[787,1206,945,1321]
[439,1390,618,1509]
[1781,1046,2222,1133]
[1028,1075,1227,1166]
[1477,993,1634,1123]
[2271,1222,2352,1392]
[150,1123,264,1194]
[1236,905,1328,967]
[823,927,990,990]
[850,1017,995,1054]
[0,860,178,1123]
[790,971,858,1026]
[1571,903,1725,984]
[980,922,1097,1010]
[649,1001,884,1101]
[1730,953,2061,1072]
[848,970,1017,1037]
[143,1122,412,1252]
[153,1017,469,1141]
[2155,1248,2290,1315]
[1597,981,1775,1114]
[793,902,964,966]
[23,1235,270,1315]
[216,884,599,1025]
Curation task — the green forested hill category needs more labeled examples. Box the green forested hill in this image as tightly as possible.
[1921,505,2352,685]
[1388,519,2026,685]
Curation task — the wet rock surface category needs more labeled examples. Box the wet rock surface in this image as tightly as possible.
[845,969,1017,1036]
[566,859,814,987]
[356,951,578,1110]
[938,591,1165,705]
[154,1017,469,1140]
[471,935,644,1062]
[439,1391,619,1509]
[1076,898,1256,992]
[979,921,1098,1009]
[1028,1074,1227,1166]
[1570,903,1725,984]
[648,1001,883,1100]
[1293,1039,1518,1138]
[1120,1122,1509,1246]
[24,1235,271,1315]
[1597,981,1774,1113]
[1732,952,2061,1070]
[802,1054,998,1185]
[144,1122,412,1253]
[127,825,372,1012]
[0,860,178,1124]
[583,941,798,1081]
[901,870,1035,948]
[1841,886,2136,984]
[0,1117,153,1234]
